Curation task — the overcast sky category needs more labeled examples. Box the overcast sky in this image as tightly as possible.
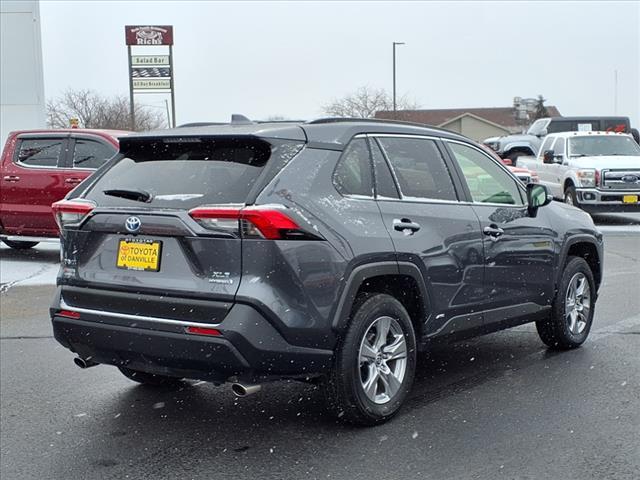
[40,0,640,126]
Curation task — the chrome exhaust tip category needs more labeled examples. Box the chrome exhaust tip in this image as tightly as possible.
[231,382,262,397]
[73,357,98,369]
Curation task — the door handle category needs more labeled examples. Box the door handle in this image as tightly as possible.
[483,225,505,240]
[3,175,20,182]
[393,218,421,234]
[64,177,82,184]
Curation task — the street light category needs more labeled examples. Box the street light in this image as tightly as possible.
[392,41,405,113]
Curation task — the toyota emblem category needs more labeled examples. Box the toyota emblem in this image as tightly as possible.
[125,216,142,233]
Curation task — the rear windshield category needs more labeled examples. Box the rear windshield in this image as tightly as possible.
[84,137,303,208]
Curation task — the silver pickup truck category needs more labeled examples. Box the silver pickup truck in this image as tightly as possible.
[518,131,640,213]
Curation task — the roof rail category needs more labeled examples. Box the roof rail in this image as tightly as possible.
[306,116,456,134]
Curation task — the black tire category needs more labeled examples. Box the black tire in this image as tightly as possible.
[506,150,529,166]
[118,366,183,387]
[536,256,596,349]
[564,185,579,208]
[2,239,39,250]
[325,293,417,426]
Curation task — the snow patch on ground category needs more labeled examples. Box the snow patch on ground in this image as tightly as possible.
[0,242,60,290]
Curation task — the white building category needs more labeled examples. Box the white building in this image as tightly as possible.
[1,0,46,145]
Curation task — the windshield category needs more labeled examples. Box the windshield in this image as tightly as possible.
[568,135,640,157]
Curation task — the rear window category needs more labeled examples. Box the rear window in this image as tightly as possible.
[16,138,64,167]
[85,137,303,209]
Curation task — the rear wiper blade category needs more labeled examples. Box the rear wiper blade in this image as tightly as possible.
[103,188,151,203]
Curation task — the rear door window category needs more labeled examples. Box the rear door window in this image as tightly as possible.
[376,137,458,201]
[85,137,303,209]
[72,138,117,169]
[15,138,65,168]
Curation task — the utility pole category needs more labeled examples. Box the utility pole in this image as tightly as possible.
[127,45,135,130]
[165,99,171,127]
[392,41,405,115]
[614,69,618,114]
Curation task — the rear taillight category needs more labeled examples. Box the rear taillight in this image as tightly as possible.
[51,199,95,231]
[188,205,306,240]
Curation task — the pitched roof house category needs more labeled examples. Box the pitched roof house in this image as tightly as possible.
[375,106,562,141]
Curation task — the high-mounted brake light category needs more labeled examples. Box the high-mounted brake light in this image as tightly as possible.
[51,199,95,231]
[188,205,302,240]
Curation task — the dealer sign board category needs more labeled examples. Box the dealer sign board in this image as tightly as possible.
[125,25,176,127]
[125,25,173,45]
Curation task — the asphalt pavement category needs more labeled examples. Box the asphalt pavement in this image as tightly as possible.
[1,212,639,480]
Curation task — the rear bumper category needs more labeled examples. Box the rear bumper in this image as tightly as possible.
[576,188,640,212]
[51,293,333,382]
[1,235,60,243]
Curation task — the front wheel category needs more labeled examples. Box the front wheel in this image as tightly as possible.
[325,293,417,425]
[564,186,579,208]
[2,239,39,250]
[536,256,596,349]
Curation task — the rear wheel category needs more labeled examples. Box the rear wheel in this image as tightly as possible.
[536,256,595,349]
[326,293,416,425]
[118,366,183,387]
[2,239,39,250]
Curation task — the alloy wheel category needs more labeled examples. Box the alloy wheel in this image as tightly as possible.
[565,272,591,335]
[358,316,408,404]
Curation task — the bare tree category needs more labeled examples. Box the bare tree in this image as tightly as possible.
[47,89,166,131]
[322,86,419,118]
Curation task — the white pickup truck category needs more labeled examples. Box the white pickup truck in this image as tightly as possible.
[518,131,640,213]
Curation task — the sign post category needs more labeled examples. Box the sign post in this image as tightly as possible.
[125,25,175,129]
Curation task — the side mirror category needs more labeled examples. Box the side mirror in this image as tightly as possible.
[537,128,548,138]
[543,150,555,163]
[527,183,552,216]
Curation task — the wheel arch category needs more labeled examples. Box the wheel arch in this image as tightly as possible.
[504,144,534,157]
[556,236,603,292]
[563,177,576,192]
[332,261,430,343]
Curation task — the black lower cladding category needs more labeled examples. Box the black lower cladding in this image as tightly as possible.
[51,298,334,382]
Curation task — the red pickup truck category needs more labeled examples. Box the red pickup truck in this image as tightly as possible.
[0,129,129,249]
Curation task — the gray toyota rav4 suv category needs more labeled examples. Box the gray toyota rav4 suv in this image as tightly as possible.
[51,118,603,425]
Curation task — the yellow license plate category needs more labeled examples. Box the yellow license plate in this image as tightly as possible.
[623,195,638,204]
[116,239,162,271]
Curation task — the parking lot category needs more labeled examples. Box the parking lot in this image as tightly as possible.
[1,212,638,480]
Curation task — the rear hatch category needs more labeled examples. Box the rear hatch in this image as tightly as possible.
[58,132,305,324]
